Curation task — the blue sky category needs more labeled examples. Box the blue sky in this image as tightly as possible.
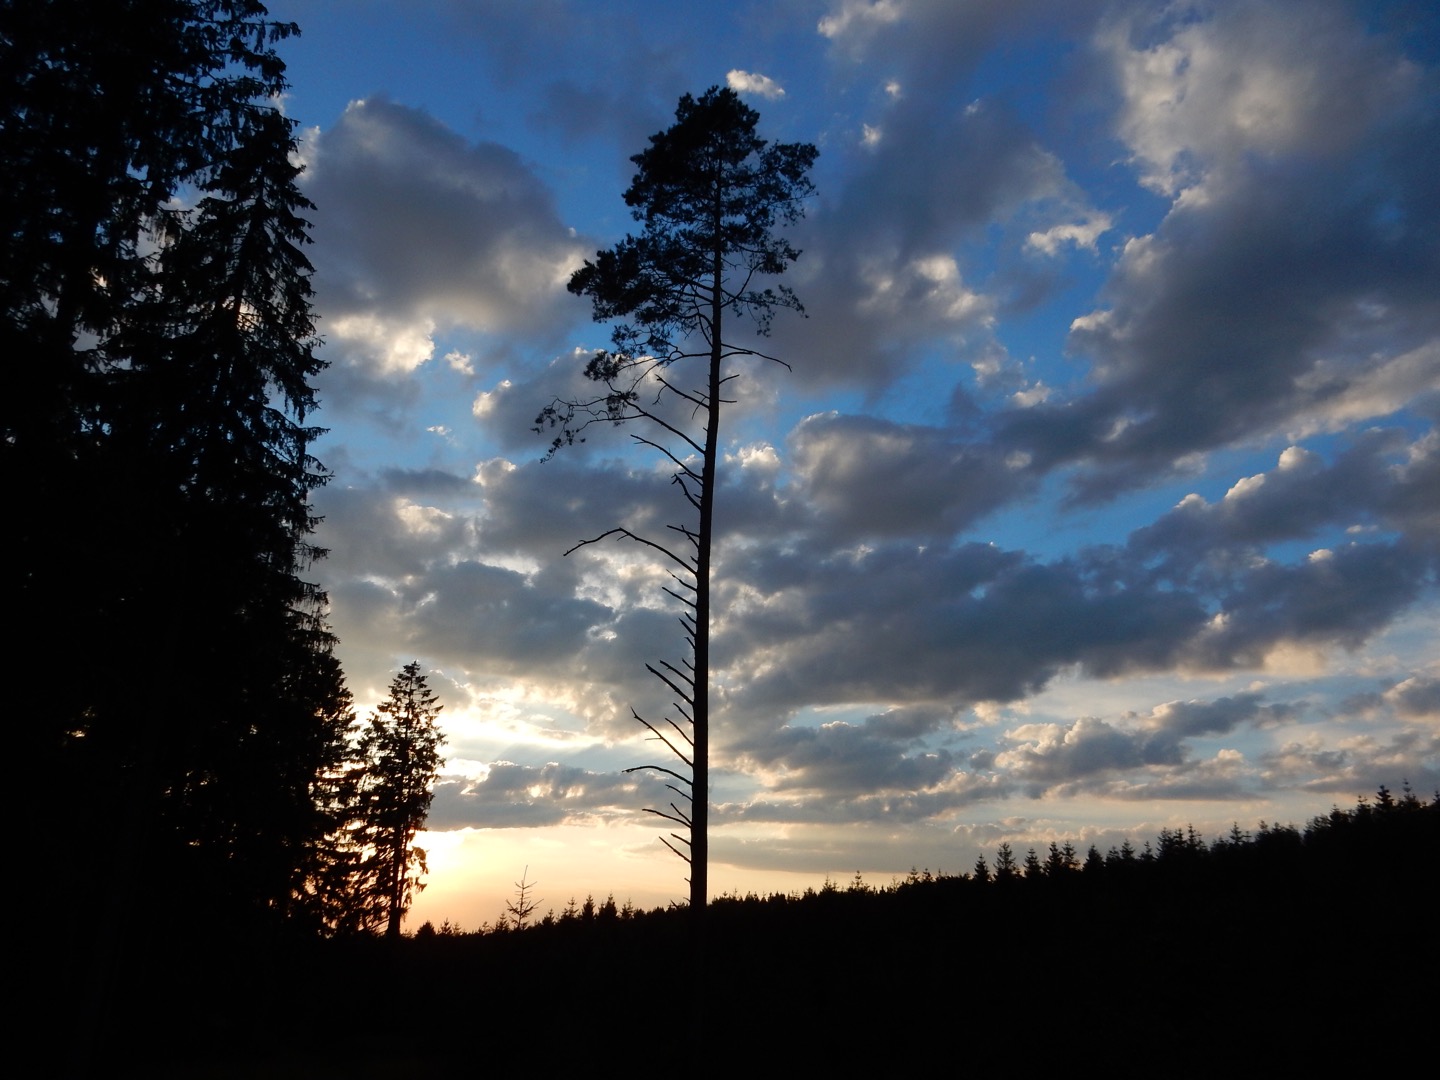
[266,0,1439,926]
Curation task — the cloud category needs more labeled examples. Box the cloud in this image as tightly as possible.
[429,760,675,829]
[1385,676,1440,720]
[718,770,1006,827]
[818,0,903,45]
[716,541,1210,713]
[996,693,1290,797]
[1099,0,1420,197]
[785,412,1027,539]
[1259,729,1440,796]
[1026,214,1113,256]
[731,720,955,796]
[999,716,1168,783]
[995,2,1440,498]
[303,97,586,380]
[1144,693,1294,740]
[818,0,1099,88]
[1127,430,1440,575]
[727,70,785,99]
[771,7,1120,391]
[716,509,1432,719]
[281,0,1440,898]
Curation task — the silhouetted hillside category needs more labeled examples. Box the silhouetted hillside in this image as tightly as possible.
[62,787,1438,1076]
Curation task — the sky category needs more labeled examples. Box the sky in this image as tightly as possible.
[265,0,1440,928]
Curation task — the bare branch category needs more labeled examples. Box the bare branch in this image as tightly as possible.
[662,586,698,609]
[630,432,701,481]
[659,836,692,864]
[624,764,692,787]
[645,663,695,710]
[632,710,693,769]
[563,527,691,573]
[655,658,695,689]
[664,713,695,748]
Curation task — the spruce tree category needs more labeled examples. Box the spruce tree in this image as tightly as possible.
[3,1,349,935]
[352,662,446,937]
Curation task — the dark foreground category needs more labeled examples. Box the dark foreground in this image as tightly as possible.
[46,792,1439,1076]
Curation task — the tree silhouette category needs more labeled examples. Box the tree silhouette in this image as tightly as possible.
[994,842,1019,884]
[4,1,350,940]
[536,86,816,917]
[353,662,445,936]
[506,866,543,931]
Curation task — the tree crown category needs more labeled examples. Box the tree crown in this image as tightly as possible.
[569,85,816,349]
[542,86,816,453]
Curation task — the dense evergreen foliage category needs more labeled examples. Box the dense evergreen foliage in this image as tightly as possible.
[349,662,446,937]
[3,0,351,950]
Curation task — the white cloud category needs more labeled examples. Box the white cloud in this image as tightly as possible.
[1289,342,1440,437]
[304,97,587,379]
[858,253,992,325]
[328,312,436,375]
[818,0,903,41]
[726,70,785,100]
[444,350,475,376]
[1025,213,1112,255]
[1100,1,1419,196]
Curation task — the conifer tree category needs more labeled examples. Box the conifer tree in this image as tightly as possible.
[537,86,816,918]
[3,0,349,933]
[352,662,445,937]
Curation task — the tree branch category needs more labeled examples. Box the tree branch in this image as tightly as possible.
[563,527,692,573]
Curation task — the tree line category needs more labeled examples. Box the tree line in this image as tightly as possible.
[408,782,1440,938]
[204,783,1428,1072]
